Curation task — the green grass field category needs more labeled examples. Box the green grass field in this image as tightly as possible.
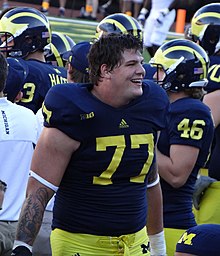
[49,16,184,63]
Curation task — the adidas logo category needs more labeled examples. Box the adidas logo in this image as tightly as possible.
[119,119,129,128]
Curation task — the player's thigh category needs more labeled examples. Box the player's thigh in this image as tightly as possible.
[164,227,186,256]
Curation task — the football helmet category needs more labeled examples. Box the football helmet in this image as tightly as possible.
[95,13,143,42]
[191,3,220,56]
[45,32,76,67]
[150,39,209,92]
[0,7,51,58]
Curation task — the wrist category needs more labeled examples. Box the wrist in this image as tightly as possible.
[140,8,148,15]
[149,230,166,256]
[13,240,33,252]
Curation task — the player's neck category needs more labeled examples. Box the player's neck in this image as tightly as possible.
[91,86,127,108]
[168,91,189,103]
[25,51,46,62]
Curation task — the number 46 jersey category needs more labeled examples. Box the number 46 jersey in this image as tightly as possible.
[158,97,214,229]
[42,81,170,236]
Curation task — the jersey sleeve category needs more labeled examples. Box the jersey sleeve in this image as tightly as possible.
[42,83,83,141]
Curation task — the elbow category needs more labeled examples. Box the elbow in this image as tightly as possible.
[166,176,186,189]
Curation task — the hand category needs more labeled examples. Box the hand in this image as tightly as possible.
[137,8,149,26]
[11,246,32,256]
[155,8,169,27]
[193,175,216,210]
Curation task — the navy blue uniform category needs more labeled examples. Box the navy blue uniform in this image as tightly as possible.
[7,58,67,113]
[158,97,214,229]
[204,55,220,180]
[205,55,220,93]
[42,81,169,236]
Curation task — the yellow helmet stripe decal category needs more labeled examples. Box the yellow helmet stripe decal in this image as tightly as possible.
[194,12,220,23]
[7,12,49,27]
[99,18,127,33]
[51,43,63,67]
[163,45,207,77]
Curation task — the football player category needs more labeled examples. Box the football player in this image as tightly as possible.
[191,3,220,179]
[44,31,76,67]
[150,38,214,255]
[0,7,68,113]
[190,2,220,227]
[11,33,169,256]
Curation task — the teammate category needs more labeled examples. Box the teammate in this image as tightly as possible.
[189,2,220,226]
[150,39,214,255]
[175,224,220,255]
[0,7,67,113]
[191,3,220,180]
[11,33,169,256]
[4,58,28,103]
[0,52,39,255]
[44,31,76,68]
[63,41,91,83]
[137,0,178,57]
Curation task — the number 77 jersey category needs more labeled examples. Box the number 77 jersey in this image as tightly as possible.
[42,81,170,236]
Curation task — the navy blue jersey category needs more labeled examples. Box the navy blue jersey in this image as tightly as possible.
[205,55,220,93]
[12,58,67,113]
[158,97,214,229]
[42,81,169,236]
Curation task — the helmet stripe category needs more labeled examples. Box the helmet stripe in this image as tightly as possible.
[194,12,220,23]
[7,12,50,28]
[99,18,128,34]
[163,45,208,77]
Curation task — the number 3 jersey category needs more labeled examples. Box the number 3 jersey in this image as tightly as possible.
[42,81,169,236]
[158,97,214,229]
[7,58,67,113]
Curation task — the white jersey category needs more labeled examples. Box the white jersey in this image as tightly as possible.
[152,0,174,10]
[0,97,38,221]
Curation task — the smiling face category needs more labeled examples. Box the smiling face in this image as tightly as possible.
[108,48,145,104]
